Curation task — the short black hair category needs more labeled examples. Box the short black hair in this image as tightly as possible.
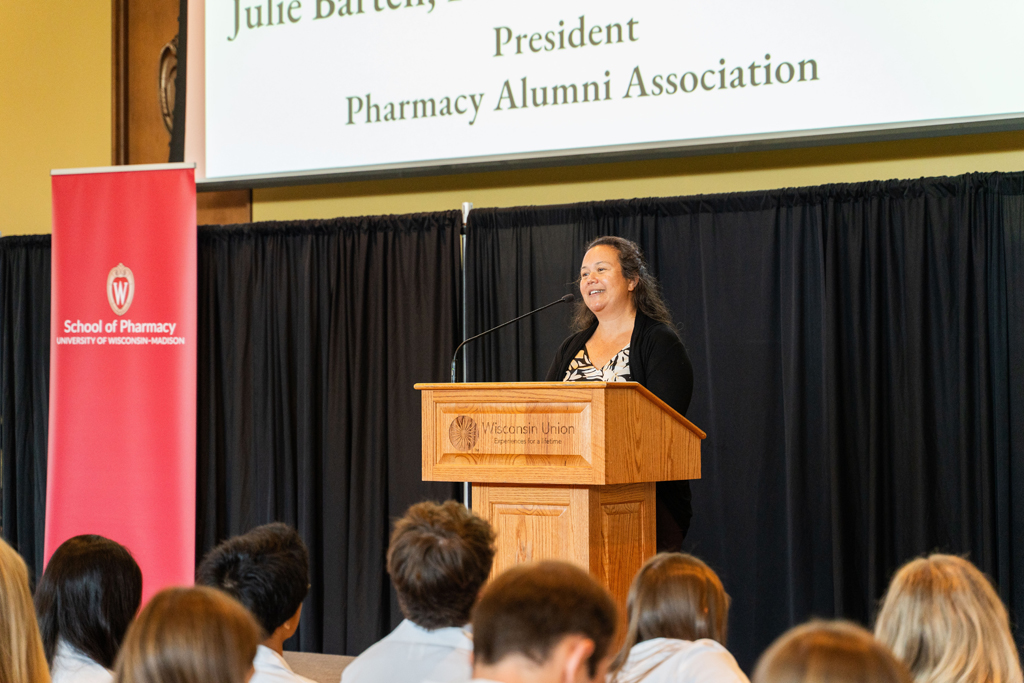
[473,561,617,677]
[35,535,143,669]
[195,523,309,637]
[387,501,495,629]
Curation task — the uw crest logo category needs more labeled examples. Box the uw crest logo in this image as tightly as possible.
[107,263,135,316]
[448,415,478,450]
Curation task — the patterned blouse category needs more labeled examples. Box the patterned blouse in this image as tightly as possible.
[562,345,633,382]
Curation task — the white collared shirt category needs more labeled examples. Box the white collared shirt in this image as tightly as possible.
[613,638,749,683]
[341,619,472,683]
[50,639,113,683]
[252,644,318,683]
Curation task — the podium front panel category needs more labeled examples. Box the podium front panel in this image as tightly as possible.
[421,385,607,485]
[473,482,656,633]
[418,382,704,486]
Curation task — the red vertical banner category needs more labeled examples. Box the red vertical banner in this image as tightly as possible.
[47,164,197,601]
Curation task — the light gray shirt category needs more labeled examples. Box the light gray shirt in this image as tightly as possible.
[613,638,749,683]
[342,619,472,683]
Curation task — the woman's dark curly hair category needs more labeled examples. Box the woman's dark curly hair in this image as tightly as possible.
[572,236,674,332]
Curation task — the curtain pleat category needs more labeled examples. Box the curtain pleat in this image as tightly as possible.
[196,215,462,654]
[0,236,51,578]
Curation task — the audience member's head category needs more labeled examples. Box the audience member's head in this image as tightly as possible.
[114,586,260,683]
[387,500,495,629]
[753,620,912,683]
[611,552,730,673]
[196,522,309,647]
[0,537,50,683]
[35,534,142,670]
[472,561,618,683]
[874,554,1023,683]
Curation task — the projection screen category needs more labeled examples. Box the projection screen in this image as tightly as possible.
[186,0,1024,187]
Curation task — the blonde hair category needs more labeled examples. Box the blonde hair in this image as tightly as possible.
[874,554,1023,683]
[0,537,50,683]
[753,620,912,683]
[114,586,260,683]
[611,553,730,678]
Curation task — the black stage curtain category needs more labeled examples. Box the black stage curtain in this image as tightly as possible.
[465,173,1024,671]
[0,236,51,578]
[196,215,462,654]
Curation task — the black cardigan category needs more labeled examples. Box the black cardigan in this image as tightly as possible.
[544,310,694,415]
[545,310,695,547]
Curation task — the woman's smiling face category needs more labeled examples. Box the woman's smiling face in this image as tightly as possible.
[579,244,636,317]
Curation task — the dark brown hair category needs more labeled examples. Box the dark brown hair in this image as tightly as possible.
[35,534,142,669]
[572,236,674,332]
[611,553,730,678]
[472,560,618,677]
[113,586,260,683]
[387,500,496,629]
[752,620,913,683]
[196,522,309,637]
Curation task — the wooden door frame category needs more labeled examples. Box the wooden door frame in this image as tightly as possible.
[112,0,128,165]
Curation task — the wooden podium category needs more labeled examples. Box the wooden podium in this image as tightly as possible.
[416,382,705,611]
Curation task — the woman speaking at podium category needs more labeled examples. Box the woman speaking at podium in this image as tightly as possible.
[545,236,694,550]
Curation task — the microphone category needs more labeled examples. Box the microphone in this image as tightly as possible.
[450,294,575,383]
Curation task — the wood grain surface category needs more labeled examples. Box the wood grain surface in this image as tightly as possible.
[473,482,655,640]
[419,382,703,485]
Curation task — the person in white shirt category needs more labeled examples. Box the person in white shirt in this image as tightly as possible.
[467,561,618,683]
[197,522,316,683]
[609,553,749,683]
[342,500,496,683]
[34,535,142,683]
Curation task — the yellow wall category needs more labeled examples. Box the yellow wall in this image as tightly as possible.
[253,130,1024,221]
[0,4,111,236]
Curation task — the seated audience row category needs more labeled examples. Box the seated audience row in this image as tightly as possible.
[17,532,263,683]
[345,502,1024,683]
[338,502,749,683]
[1,500,1021,683]
[35,522,310,683]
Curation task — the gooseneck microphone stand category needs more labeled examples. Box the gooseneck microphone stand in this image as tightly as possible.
[450,293,575,383]
[450,293,574,508]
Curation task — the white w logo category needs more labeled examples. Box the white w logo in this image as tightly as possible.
[112,280,130,307]
[107,263,135,315]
